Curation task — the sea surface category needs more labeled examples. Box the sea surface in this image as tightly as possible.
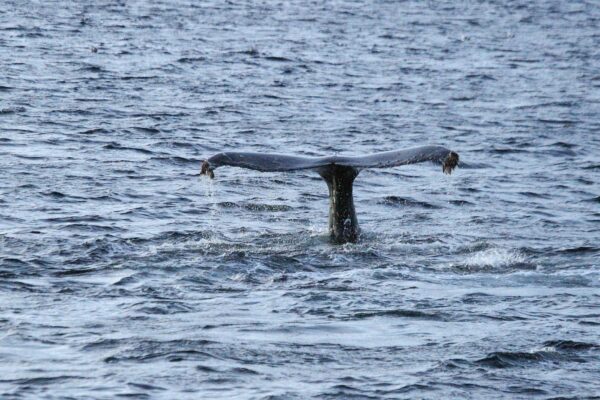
[1,1,599,398]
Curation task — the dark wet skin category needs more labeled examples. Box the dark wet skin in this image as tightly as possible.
[201,145,459,243]
[318,164,360,243]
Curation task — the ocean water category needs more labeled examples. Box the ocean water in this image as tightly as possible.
[1,0,599,398]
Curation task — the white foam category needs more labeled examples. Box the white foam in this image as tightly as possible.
[465,248,526,269]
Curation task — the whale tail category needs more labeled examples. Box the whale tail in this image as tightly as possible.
[201,145,459,243]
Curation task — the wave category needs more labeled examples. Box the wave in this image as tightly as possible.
[453,248,534,272]
[476,339,597,369]
[346,309,445,321]
[379,196,440,209]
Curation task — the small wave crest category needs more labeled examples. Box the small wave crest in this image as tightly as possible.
[465,248,526,268]
[476,339,597,369]
[452,248,533,273]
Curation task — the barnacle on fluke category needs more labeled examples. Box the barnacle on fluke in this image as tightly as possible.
[443,151,460,174]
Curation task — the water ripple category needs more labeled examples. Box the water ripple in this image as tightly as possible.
[1,0,599,398]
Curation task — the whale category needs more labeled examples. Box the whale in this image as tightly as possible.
[201,145,459,244]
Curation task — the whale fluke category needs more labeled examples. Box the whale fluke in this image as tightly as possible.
[201,145,459,243]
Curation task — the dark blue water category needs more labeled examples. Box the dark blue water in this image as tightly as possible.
[1,1,599,398]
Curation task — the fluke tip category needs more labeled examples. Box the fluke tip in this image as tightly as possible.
[200,160,214,179]
[442,151,459,175]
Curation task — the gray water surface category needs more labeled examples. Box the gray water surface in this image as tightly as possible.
[1,1,599,398]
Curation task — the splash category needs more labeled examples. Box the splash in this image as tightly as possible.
[464,248,526,269]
